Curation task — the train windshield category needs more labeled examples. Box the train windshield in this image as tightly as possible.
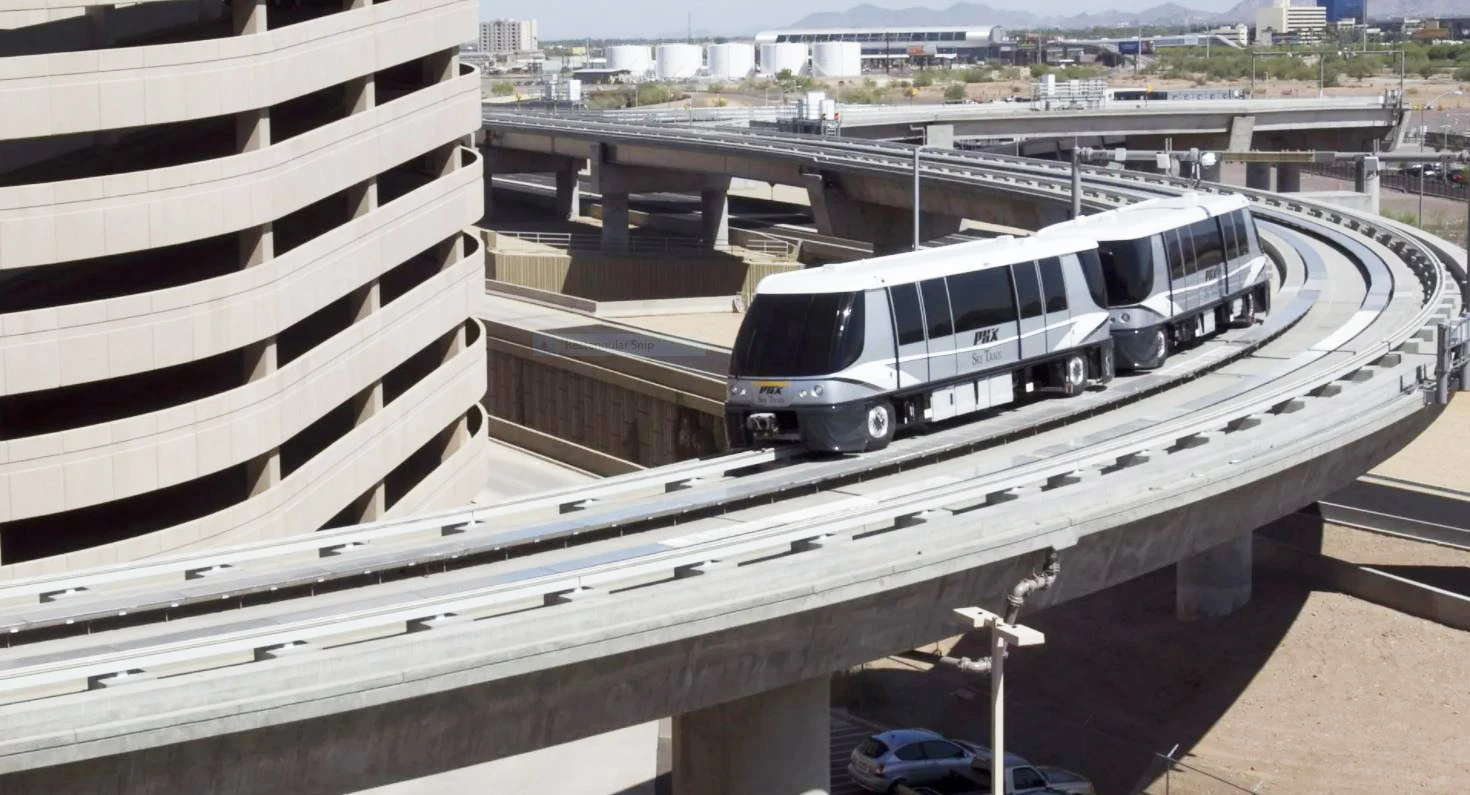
[1095,237,1155,306]
[730,291,866,377]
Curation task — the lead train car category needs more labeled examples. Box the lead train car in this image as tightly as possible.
[725,235,1115,454]
[1038,191,1270,370]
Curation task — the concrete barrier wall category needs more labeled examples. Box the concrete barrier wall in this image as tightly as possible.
[483,336,726,468]
[486,248,794,303]
[485,416,641,476]
[1256,535,1470,631]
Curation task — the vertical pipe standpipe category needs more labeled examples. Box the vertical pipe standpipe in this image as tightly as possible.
[913,146,922,252]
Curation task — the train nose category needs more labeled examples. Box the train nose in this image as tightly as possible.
[746,413,777,433]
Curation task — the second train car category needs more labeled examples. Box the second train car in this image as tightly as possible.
[725,235,1115,453]
[1038,192,1269,370]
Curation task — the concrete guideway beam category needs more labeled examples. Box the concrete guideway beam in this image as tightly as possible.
[672,676,831,795]
[1176,533,1253,620]
[804,173,962,256]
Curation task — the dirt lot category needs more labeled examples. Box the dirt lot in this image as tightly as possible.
[835,396,1470,795]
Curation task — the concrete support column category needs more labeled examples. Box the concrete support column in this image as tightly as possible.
[84,5,113,48]
[672,676,831,795]
[356,482,386,522]
[349,280,380,322]
[423,49,454,85]
[483,171,496,220]
[924,123,955,149]
[239,223,273,268]
[348,177,377,219]
[427,143,458,179]
[1176,534,1253,621]
[554,167,580,221]
[345,75,375,115]
[231,0,265,34]
[1277,163,1302,193]
[1354,156,1381,215]
[243,337,276,382]
[343,0,369,10]
[353,381,384,425]
[1245,162,1273,191]
[450,320,467,356]
[246,450,281,497]
[602,192,631,252]
[700,187,730,248]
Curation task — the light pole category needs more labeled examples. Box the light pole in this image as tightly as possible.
[954,606,1047,795]
[1422,89,1463,145]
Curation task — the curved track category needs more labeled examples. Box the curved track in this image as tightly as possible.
[0,114,1461,788]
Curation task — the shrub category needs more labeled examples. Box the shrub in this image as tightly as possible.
[491,82,514,96]
[944,84,967,101]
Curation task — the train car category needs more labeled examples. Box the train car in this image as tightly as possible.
[724,235,1115,454]
[1037,192,1269,370]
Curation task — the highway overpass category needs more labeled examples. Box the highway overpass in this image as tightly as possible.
[0,116,1464,795]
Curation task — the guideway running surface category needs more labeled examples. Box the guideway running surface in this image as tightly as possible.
[0,121,1458,793]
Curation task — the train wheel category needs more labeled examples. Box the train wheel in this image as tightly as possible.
[1234,292,1256,328]
[1061,353,1087,397]
[864,402,895,451]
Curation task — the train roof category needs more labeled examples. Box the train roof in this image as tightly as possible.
[754,234,1097,295]
[1036,192,1250,242]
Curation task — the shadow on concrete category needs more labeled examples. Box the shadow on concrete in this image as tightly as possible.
[832,533,1315,795]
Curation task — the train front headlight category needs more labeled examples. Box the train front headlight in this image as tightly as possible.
[1119,312,1131,323]
[798,389,810,399]
[812,384,824,397]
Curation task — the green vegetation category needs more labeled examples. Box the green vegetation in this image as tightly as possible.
[583,83,686,109]
[490,82,515,97]
[943,84,967,101]
[1149,40,1470,86]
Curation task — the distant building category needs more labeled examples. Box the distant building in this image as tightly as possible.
[1318,0,1366,24]
[480,18,538,55]
[1209,23,1250,48]
[1256,0,1327,43]
[753,26,1007,66]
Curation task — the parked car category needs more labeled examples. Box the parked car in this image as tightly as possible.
[847,729,987,792]
[895,751,1096,795]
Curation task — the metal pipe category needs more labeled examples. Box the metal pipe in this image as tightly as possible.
[913,144,922,252]
[1071,143,1082,219]
[938,654,995,674]
[1004,549,1061,625]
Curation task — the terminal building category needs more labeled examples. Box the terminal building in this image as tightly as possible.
[754,26,1008,66]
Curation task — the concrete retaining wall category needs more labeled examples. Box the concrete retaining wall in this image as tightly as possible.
[483,332,726,468]
[485,416,642,476]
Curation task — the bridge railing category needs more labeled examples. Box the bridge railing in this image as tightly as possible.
[492,230,797,261]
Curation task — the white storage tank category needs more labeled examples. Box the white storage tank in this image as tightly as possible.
[655,43,702,80]
[760,42,808,76]
[606,45,652,77]
[707,42,755,80]
[811,41,861,78]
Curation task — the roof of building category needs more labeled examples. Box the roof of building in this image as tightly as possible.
[755,26,1003,43]
[1037,191,1249,241]
[755,233,1096,295]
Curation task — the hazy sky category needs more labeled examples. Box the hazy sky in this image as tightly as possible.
[487,0,1232,39]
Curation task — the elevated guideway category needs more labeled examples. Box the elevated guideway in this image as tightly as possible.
[0,119,1463,795]
[566,97,1401,151]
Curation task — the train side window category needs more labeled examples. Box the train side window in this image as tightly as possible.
[1038,257,1067,313]
[1219,212,1240,260]
[1077,249,1109,308]
[1238,209,1259,254]
[948,268,1017,333]
[1011,262,1043,319]
[1195,219,1225,270]
[890,283,926,346]
[1166,229,1187,281]
[920,278,954,338]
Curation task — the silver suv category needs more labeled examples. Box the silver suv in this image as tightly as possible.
[846,728,984,792]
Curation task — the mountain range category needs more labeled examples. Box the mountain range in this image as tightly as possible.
[786,0,1470,29]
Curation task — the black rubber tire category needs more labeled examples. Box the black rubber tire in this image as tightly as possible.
[1235,291,1256,328]
[1061,353,1087,397]
[864,402,896,451]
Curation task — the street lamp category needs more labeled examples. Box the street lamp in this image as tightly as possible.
[1422,89,1463,144]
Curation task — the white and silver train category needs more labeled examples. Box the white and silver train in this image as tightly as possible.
[725,234,1117,453]
[1037,191,1270,370]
